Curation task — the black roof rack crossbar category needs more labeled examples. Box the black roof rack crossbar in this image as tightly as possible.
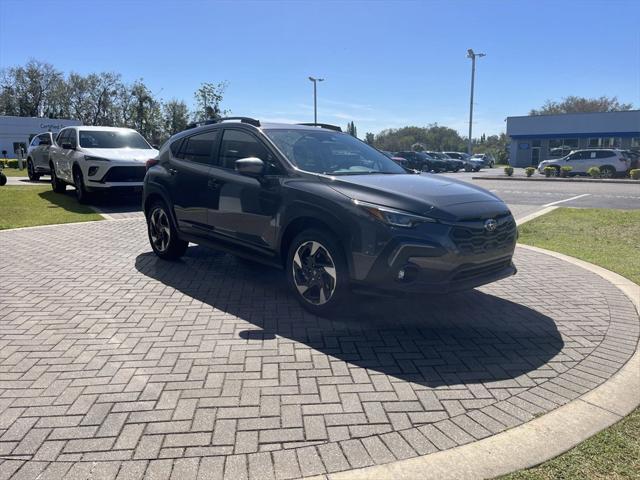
[297,123,342,132]
[185,117,261,130]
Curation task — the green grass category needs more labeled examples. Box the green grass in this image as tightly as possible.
[1,167,30,177]
[500,208,640,480]
[518,208,640,285]
[0,186,102,230]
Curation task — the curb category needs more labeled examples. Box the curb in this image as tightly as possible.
[472,176,640,184]
[312,245,640,480]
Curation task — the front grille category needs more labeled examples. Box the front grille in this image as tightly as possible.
[450,215,517,255]
[452,258,512,282]
[102,166,146,183]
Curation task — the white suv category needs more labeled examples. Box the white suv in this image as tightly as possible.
[49,126,158,203]
[538,149,631,178]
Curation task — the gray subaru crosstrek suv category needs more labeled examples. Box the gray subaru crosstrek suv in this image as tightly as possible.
[143,118,517,315]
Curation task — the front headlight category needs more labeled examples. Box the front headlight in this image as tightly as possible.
[84,155,110,162]
[353,200,436,228]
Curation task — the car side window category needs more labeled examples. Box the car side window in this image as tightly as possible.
[218,129,278,173]
[56,130,68,145]
[39,134,50,145]
[596,150,614,159]
[177,130,218,164]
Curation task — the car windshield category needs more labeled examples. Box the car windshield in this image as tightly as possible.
[79,130,151,149]
[264,129,406,175]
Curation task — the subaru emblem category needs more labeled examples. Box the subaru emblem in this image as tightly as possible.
[484,219,498,232]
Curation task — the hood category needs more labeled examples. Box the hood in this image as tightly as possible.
[81,148,158,163]
[325,173,509,222]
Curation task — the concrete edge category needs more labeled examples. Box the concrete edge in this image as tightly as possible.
[472,176,640,184]
[0,215,140,233]
[317,245,640,480]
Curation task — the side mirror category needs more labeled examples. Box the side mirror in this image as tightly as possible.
[235,157,264,177]
[62,142,74,150]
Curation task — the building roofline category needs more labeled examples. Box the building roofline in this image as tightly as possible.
[506,109,640,120]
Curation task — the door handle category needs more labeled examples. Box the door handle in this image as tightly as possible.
[207,178,221,189]
[168,168,178,175]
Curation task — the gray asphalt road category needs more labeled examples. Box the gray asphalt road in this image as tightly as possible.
[442,170,640,210]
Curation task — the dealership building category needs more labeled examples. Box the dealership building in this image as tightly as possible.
[0,116,81,157]
[506,110,640,167]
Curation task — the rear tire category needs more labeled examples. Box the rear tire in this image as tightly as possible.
[286,229,350,316]
[147,201,188,260]
[599,165,615,179]
[50,164,66,193]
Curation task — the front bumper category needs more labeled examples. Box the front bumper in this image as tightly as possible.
[350,215,517,295]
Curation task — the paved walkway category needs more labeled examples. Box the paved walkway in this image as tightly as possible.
[0,219,638,479]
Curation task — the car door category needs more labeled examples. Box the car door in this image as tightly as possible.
[167,129,220,235]
[566,151,589,173]
[207,128,283,251]
[60,129,79,182]
[35,133,53,170]
[50,129,69,179]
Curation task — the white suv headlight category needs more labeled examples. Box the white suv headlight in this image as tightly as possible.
[353,200,435,228]
[84,155,110,162]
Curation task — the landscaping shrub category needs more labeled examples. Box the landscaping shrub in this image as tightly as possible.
[630,169,640,180]
[0,159,23,169]
[504,166,514,176]
[560,165,573,178]
[543,166,556,177]
[525,167,535,177]
[587,166,601,178]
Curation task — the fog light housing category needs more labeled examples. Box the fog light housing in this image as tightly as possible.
[88,166,98,176]
[396,264,419,283]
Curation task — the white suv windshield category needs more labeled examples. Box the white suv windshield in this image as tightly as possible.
[79,130,151,149]
[265,129,406,175]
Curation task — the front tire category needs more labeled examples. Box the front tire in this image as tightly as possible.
[27,159,40,181]
[50,164,66,193]
[147,201,188,260]
[73,168,92,204]
[0,172,6,186]
[286,229,350,315]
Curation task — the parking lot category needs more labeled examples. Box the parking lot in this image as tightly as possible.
[1,216,637,479]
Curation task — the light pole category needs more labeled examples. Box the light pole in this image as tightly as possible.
[466,49,486,155]
[308,76,324,123]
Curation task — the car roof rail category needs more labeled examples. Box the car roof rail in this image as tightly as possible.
[218,117,261,127]
[297,123,342,132]
[185,117,261,130]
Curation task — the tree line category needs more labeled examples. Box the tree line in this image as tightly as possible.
[362,125,508,162]
[0,59,228,144]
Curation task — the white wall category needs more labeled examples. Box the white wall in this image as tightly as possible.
[0,116,81,157]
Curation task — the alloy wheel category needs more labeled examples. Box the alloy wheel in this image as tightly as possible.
[149,207,171,253]
[292,240,337,305]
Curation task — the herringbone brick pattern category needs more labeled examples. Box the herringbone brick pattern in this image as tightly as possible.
[0,219,637,479]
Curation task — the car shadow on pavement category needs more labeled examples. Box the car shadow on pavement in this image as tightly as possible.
[134,246,563,389]
[38,190,143,214]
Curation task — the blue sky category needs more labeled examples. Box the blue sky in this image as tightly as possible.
[1,0,639,137]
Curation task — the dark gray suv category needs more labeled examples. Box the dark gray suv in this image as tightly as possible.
[143,118,516,315]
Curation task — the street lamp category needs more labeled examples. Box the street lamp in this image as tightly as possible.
[308,76,324,124]
[466,49,486,155]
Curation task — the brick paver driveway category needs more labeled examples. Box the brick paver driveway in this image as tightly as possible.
[1,219,638,480]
